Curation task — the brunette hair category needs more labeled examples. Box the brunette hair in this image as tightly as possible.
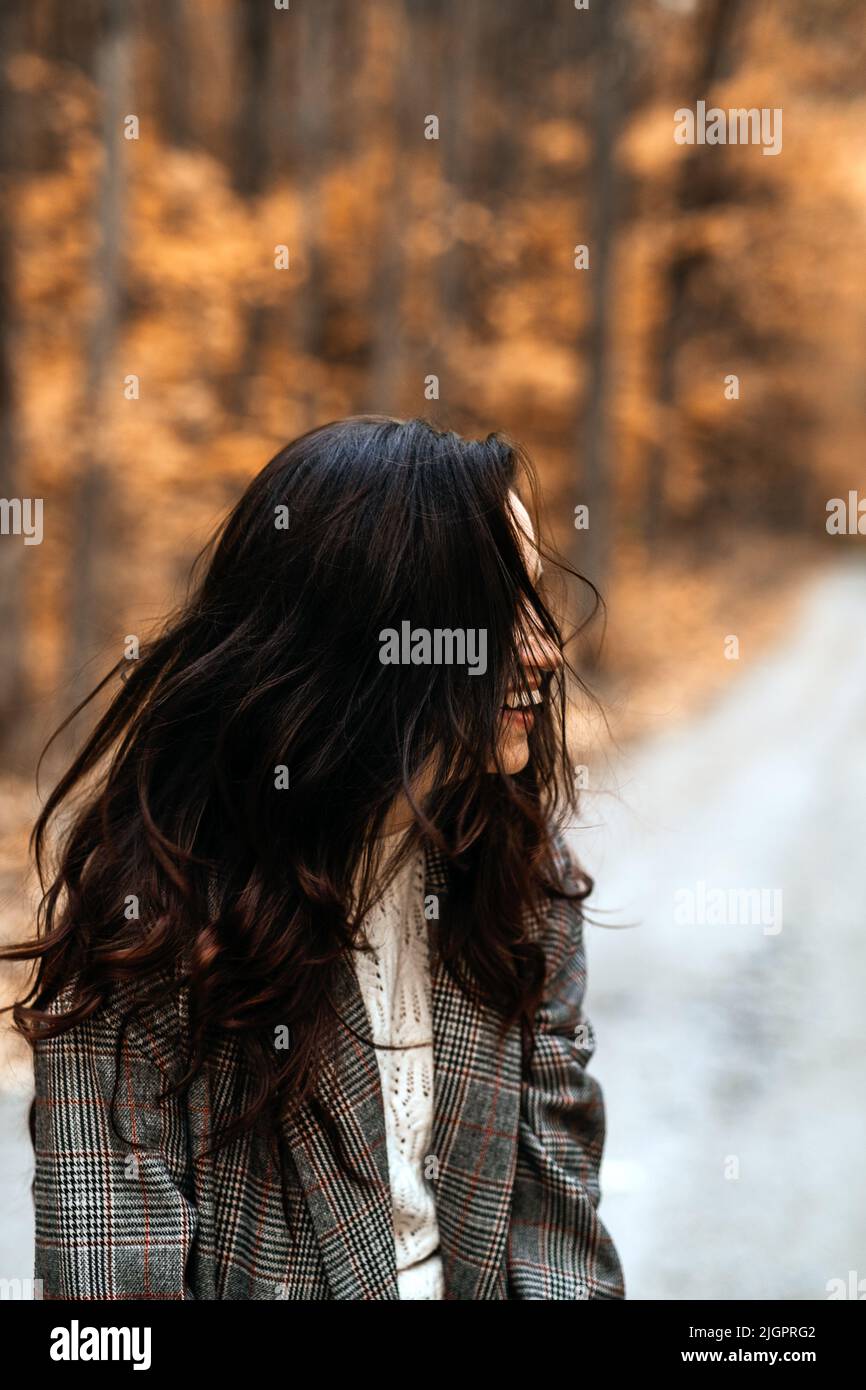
[2,415,597,1195]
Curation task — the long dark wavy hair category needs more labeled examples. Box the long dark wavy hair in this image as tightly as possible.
[2,415,597,1207]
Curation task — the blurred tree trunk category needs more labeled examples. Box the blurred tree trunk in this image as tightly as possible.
[577,0,622,599]
[0,0,26,765]
[367,0,414,414]
[643,0,743,548]
[228,0,273,417]
[156,0,191,149]
[436,0,480,355]
[295,0,335,426]
[65,0,130,736]
[234,0,271,197]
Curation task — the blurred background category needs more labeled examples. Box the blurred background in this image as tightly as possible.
[1,0,865,1299]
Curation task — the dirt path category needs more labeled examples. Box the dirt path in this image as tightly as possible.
[577,561,866,1299]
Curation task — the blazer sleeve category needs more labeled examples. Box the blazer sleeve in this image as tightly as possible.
[507,850,626,1300]
[32,987,199,1300]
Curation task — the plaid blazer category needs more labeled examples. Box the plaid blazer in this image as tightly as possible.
[32,834,625,1301]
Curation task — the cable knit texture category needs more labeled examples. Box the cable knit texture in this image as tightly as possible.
[351,840,444,1300]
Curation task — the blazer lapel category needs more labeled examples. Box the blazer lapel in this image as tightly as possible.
[279,953,400,1300]
[424,844,523,1300]
[278,843,523,1301]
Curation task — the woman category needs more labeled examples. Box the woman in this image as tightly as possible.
[3,415,625,1300]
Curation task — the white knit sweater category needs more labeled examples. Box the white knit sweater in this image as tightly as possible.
[351,841,445,1300]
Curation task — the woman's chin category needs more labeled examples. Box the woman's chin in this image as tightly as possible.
[491,730,530,775]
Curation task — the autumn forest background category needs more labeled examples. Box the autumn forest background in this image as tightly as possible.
[1,0,865,1300]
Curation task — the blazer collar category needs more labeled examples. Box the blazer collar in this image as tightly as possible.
[280,840,522,1300]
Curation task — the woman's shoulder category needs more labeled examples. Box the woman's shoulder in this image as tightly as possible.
[546,825,585,896]
[533,825,589,976]
[42,956,190,1080]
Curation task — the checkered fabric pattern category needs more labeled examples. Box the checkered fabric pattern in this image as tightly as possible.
[32,831,626,1300]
